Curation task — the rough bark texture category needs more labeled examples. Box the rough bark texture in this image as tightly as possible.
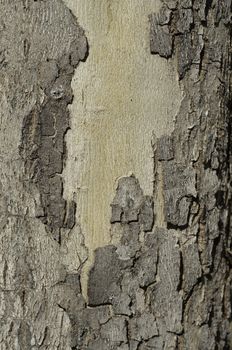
[0,0,88,348]
[0,0,231,349]
[149,1,232,347]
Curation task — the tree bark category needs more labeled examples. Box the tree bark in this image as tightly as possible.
[0,0,231,349]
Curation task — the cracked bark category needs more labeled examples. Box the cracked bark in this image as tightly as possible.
[0,0,231,349]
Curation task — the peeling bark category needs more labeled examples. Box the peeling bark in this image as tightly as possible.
[0,0,88,348]
[18,2,87,242]
[149,0,232,348]
[0,0,231,349]
[71,0,232,348]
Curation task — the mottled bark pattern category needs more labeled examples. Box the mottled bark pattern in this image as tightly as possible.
[19,4,87,242]
[149,0,232,348]
[71,0,232,349]
[0,0,88,349]
[0,0,231,349]
[68,175,158,349]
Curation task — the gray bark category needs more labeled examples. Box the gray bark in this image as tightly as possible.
[0,0,231,349]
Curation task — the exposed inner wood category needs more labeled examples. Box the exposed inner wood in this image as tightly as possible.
[63,0,181,298]
[0,0,231,349]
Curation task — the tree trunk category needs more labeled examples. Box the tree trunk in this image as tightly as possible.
[0,0,231,349]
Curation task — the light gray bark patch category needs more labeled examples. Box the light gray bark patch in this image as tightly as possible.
[150,228,182,335]
[18,321,32,349]
[146,336,164,349]
[87,339,111,350]
[100,317,128,343]
[17,0,88,242]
